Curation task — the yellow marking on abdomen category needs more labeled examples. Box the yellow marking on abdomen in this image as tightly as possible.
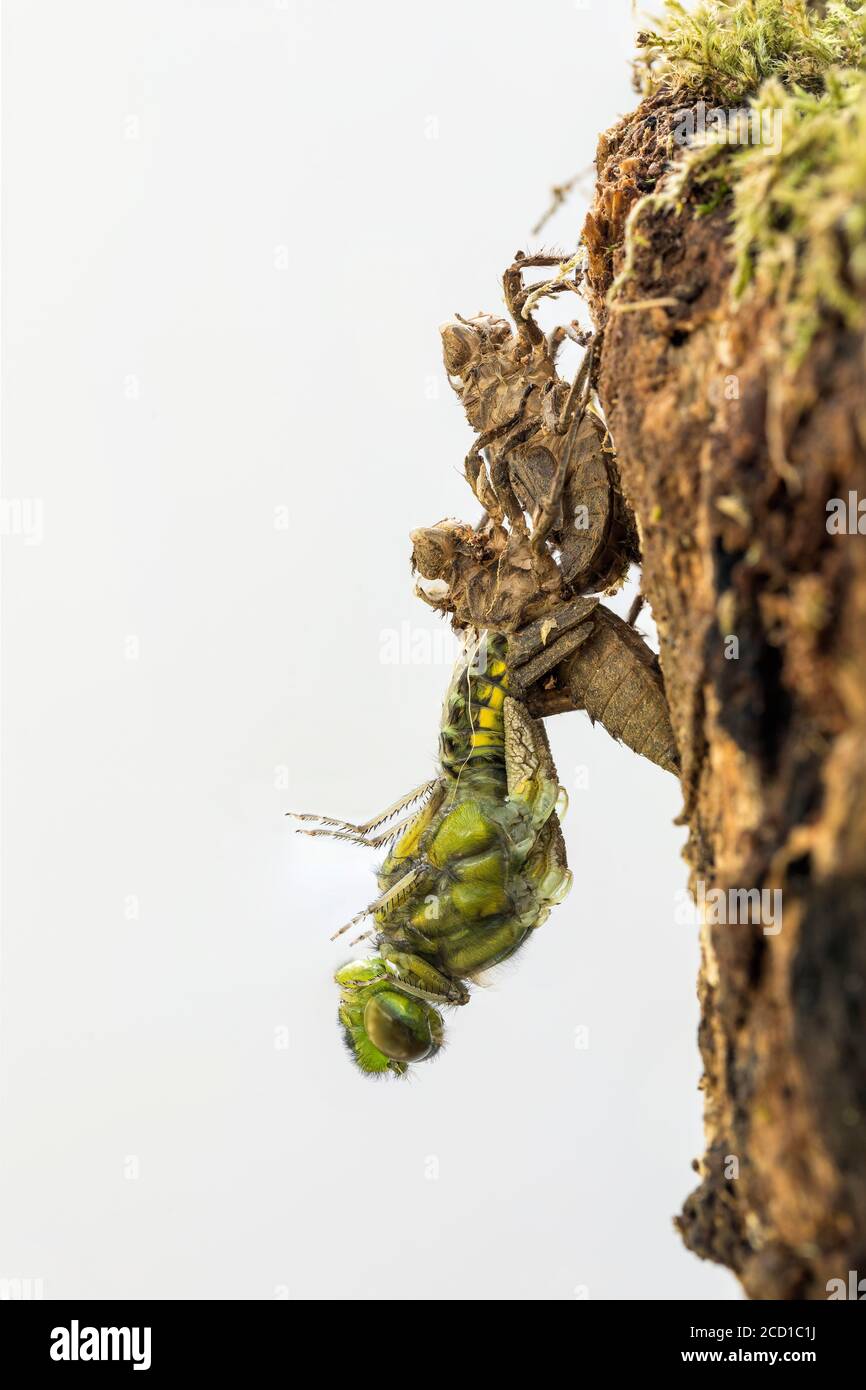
[470,730,504,749]
[475,705,502,731]
[473,681,506,710]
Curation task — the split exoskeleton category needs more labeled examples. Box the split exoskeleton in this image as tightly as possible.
[439,252,638,596]
[292,253,679,1078]
[416,251,677,775]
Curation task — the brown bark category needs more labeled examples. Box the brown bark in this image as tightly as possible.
[582,88,866,1299]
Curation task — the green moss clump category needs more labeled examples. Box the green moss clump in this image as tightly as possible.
[636,0,866,102]
[724,70,866,360]
[609,1,866,365]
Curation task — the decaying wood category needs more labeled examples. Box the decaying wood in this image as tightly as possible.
[581,86,866,1299]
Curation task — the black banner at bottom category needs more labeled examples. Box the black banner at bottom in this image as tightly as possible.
[0,1297,861,1373]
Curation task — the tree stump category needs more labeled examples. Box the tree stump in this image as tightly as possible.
[581,65,866,1299]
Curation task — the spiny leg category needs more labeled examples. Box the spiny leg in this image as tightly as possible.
[546,324,567,364]
[330,865,429,942]
[347,930,375,947]
[292,805,430,850]
[627,592,645,627]
[545,321,587,366]
[464,401,533,525]
[504,252,571,297]
[531,344,595,555]
[381,950,469,1006]
[555,337,596,435]
[503,253,565,345]
[489,452,528,534]
[465,446,503,523]
[504,252,581,343]
[288,778,437,841]
[512,252,570,268]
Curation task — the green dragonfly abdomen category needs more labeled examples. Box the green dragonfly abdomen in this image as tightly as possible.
[437,644,510,782]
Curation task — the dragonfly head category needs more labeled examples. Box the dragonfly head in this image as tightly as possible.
[439,313,510,377]
[335,959,444,1077]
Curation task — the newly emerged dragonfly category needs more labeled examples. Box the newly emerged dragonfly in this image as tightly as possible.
[292,633,572,1077]
[292,254,679,1078]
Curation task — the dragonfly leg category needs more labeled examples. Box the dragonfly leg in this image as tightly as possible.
[381,950,470,1006]
[531,343,595,553]
[288,779,438,841]
[330,865,428,942]
[292,805,430,850]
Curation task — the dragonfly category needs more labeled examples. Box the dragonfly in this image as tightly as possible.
[291,269,678,1077]
[291,632,572,1077]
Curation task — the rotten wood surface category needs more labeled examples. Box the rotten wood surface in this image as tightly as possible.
[582,86,866,1300]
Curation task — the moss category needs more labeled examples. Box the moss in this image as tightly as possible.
[724,70,866,360]
[635,0,866,102]
[608,1,866,365]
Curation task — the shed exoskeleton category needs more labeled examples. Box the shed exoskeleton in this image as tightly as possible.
[413,252,680,777]
[440,252,638,594]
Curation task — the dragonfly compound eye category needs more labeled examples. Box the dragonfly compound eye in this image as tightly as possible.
[363,990,444,1064]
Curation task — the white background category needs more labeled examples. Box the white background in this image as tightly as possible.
[1,0,738,1299]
